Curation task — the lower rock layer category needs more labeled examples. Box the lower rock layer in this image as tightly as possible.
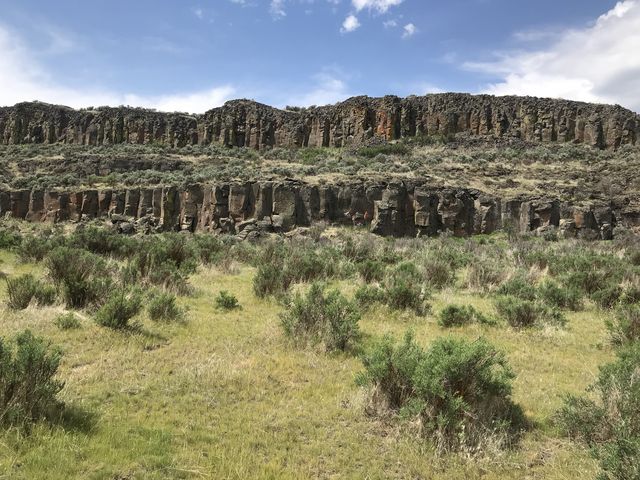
[0,180,635,240]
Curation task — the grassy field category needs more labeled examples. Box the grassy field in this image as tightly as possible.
[0,237,615,480]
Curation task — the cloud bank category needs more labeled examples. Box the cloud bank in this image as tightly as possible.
[465,0,640,112]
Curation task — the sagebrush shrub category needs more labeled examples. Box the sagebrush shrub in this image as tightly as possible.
[46,247,112,309]
[538,281,583,311]
[438,304,494,328]
[54,313,81,330]
[591,285,623,309]
[357,333,525,452]
[95,290,142,329]
[606,305,640,345]
[215,290,240,310]
[280,283,361,352]
[147,292,184,321]
[383,263,429,316]
[357,259,385,283]
[558,343,640,480]
[354,284,383,310]
[253,263,289,298]
[497,274,537,301]
[33,283,57,307]
[422,258,454,290]
[0,330,64,427]
[494,296,538,328]
[5,274,38,310]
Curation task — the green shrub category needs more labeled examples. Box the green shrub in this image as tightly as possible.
[591,285,623,309]
[46,247,112,309]
[70,226,135,258]
[438,305,495,328]
[0,330,64,427]
[354,284,383,310]
[95,290,142,329]
[280,283,361,352]
[5,274,38,310]
[33,283,57,306]
[495,296,538,328]
[0,227,21,249]
[147,292,184,321]
[357,143,409,158]
[606,305,640,345]
[215,290,240,310]
[54,313,81,330]
[497,274,537,301]
[558,343,640,480]
[422,258,455,290]
[383,263,429,316]
[357,333,525,452]
[253,263,289,298]
[538,281,583,311]
[17,236,54,262]
[357,259,385,283]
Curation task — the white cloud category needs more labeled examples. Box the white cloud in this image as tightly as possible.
[341,14,361,33]
[402,22,417,38]
[383,19,397,28]
[193,7,204,19]
[270,0,287,18]
[464,0,640,111]
[0,25,235,114]
[282,68,354,107]
[352,0,403,13]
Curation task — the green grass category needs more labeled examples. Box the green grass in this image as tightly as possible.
[0,247,613,479]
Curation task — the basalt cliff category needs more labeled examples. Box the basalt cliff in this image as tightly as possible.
[0,181,632,240]
[1,93,639,150]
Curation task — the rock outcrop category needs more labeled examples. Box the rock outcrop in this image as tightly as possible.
[1,93,638,150]
[1,181,636,240]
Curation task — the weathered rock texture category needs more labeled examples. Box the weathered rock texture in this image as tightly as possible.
[2,94,638,149]
[1,181,636,240]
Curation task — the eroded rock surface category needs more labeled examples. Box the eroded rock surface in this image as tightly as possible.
[2,93,637,150]
[1,180,636,240]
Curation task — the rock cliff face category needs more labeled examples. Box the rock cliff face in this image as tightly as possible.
[0,181,633,240]
[1,93,638,149]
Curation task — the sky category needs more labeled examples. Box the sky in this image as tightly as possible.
[0,0,638,113]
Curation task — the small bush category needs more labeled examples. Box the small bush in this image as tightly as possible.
[54,313,81,330]
[495,296,538,328]
[357,143,409,158]
[0,330,64,427]
[253,263,289,298]
[497,274,537,301]
[0,228,21,249]
[591,285,623,309]
[95,290,142,329]
[538,281,583,311]
[215,290,240,310]
[280,283,361,352]
[438,305,495,328]
[606,305,640,345]
[357,259,385,283]
[422,258,455,290]
[5,274,38,310]
[46,247,112,309]
[357,333,525,452]
[17,236,54,263]
[147,292,184,321]
[33,283,57,306]
[558,343,640,480]
[354,284,383,310]
[383,263,429,316]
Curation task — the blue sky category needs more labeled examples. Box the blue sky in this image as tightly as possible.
[1,0,638,112]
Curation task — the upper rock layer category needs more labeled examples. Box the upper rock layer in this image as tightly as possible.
[1,94,638,150]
